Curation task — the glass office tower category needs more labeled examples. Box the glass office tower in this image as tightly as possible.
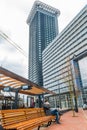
[27,1,60,86]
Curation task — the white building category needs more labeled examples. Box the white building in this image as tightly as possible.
[42,5,87,108]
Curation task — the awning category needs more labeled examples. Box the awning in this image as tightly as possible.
[0,67,55,95]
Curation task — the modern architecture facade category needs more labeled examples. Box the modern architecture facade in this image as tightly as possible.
[27,1,60,86]
[42,5,87,108]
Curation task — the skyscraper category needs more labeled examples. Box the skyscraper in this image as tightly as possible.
[27,1,60,86]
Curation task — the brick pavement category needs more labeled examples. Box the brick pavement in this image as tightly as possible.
[33,109,87,130]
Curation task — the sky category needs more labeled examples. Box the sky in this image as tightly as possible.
[0,0,87,78]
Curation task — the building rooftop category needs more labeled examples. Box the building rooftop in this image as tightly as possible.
[27,0,60,24]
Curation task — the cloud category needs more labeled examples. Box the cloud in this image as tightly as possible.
[0,38,28,78]
[0,0,87,79]
[0,35,5,44]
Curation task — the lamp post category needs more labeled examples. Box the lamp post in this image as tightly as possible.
[54,77,61,108]
[73,87,78,112]
[57,80,61,108]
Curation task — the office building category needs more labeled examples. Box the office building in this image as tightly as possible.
[42,5,87,108]
[27,1,60,86]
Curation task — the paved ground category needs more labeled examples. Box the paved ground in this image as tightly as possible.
[34,109,87,130]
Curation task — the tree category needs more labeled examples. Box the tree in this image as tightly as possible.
[62,56,79,116]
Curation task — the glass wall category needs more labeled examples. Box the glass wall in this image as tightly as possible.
[78,56,87,103]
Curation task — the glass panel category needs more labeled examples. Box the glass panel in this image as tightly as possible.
[79,56,87,88]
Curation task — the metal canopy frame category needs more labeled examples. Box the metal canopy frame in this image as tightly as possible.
[0,66,55,95]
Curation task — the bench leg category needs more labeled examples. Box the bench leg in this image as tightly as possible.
[47,121,52,126]
[38,120,52,130]
[38,126,40,130]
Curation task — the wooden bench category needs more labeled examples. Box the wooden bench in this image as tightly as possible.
[0,108,55,130]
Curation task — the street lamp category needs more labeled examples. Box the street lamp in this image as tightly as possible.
[57,80,61,108]
[54,77,61,108]
[72,85,78,112]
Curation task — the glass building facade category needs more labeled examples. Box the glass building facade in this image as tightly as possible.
[42,5,87,108]
[78,57,87,104]
[27,1,60,86]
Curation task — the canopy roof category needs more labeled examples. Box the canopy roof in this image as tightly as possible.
[0,67,55,95]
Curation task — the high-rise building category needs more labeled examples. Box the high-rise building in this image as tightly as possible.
[27,1,60,86]
[42,5,87,108]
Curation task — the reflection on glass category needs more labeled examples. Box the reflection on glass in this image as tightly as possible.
[79,56,87,88]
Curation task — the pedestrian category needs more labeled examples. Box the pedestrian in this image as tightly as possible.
[43,99,61,124]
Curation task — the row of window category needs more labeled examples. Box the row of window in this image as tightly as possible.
[43,40,86,74]
[42,6,87,93]
[43,24,86,66]
[43,10,86,55]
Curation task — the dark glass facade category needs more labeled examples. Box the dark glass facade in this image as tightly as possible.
[27,1,60,86]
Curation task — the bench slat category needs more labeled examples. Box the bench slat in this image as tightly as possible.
[0,108,56,130]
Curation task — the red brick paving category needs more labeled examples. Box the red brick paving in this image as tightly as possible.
[33,109,87,130]
[45,109,87,130]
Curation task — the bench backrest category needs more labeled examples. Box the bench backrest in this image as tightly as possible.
[0,108,46,127]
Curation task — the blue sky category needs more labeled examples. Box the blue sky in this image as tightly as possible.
[0,0,87,78]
